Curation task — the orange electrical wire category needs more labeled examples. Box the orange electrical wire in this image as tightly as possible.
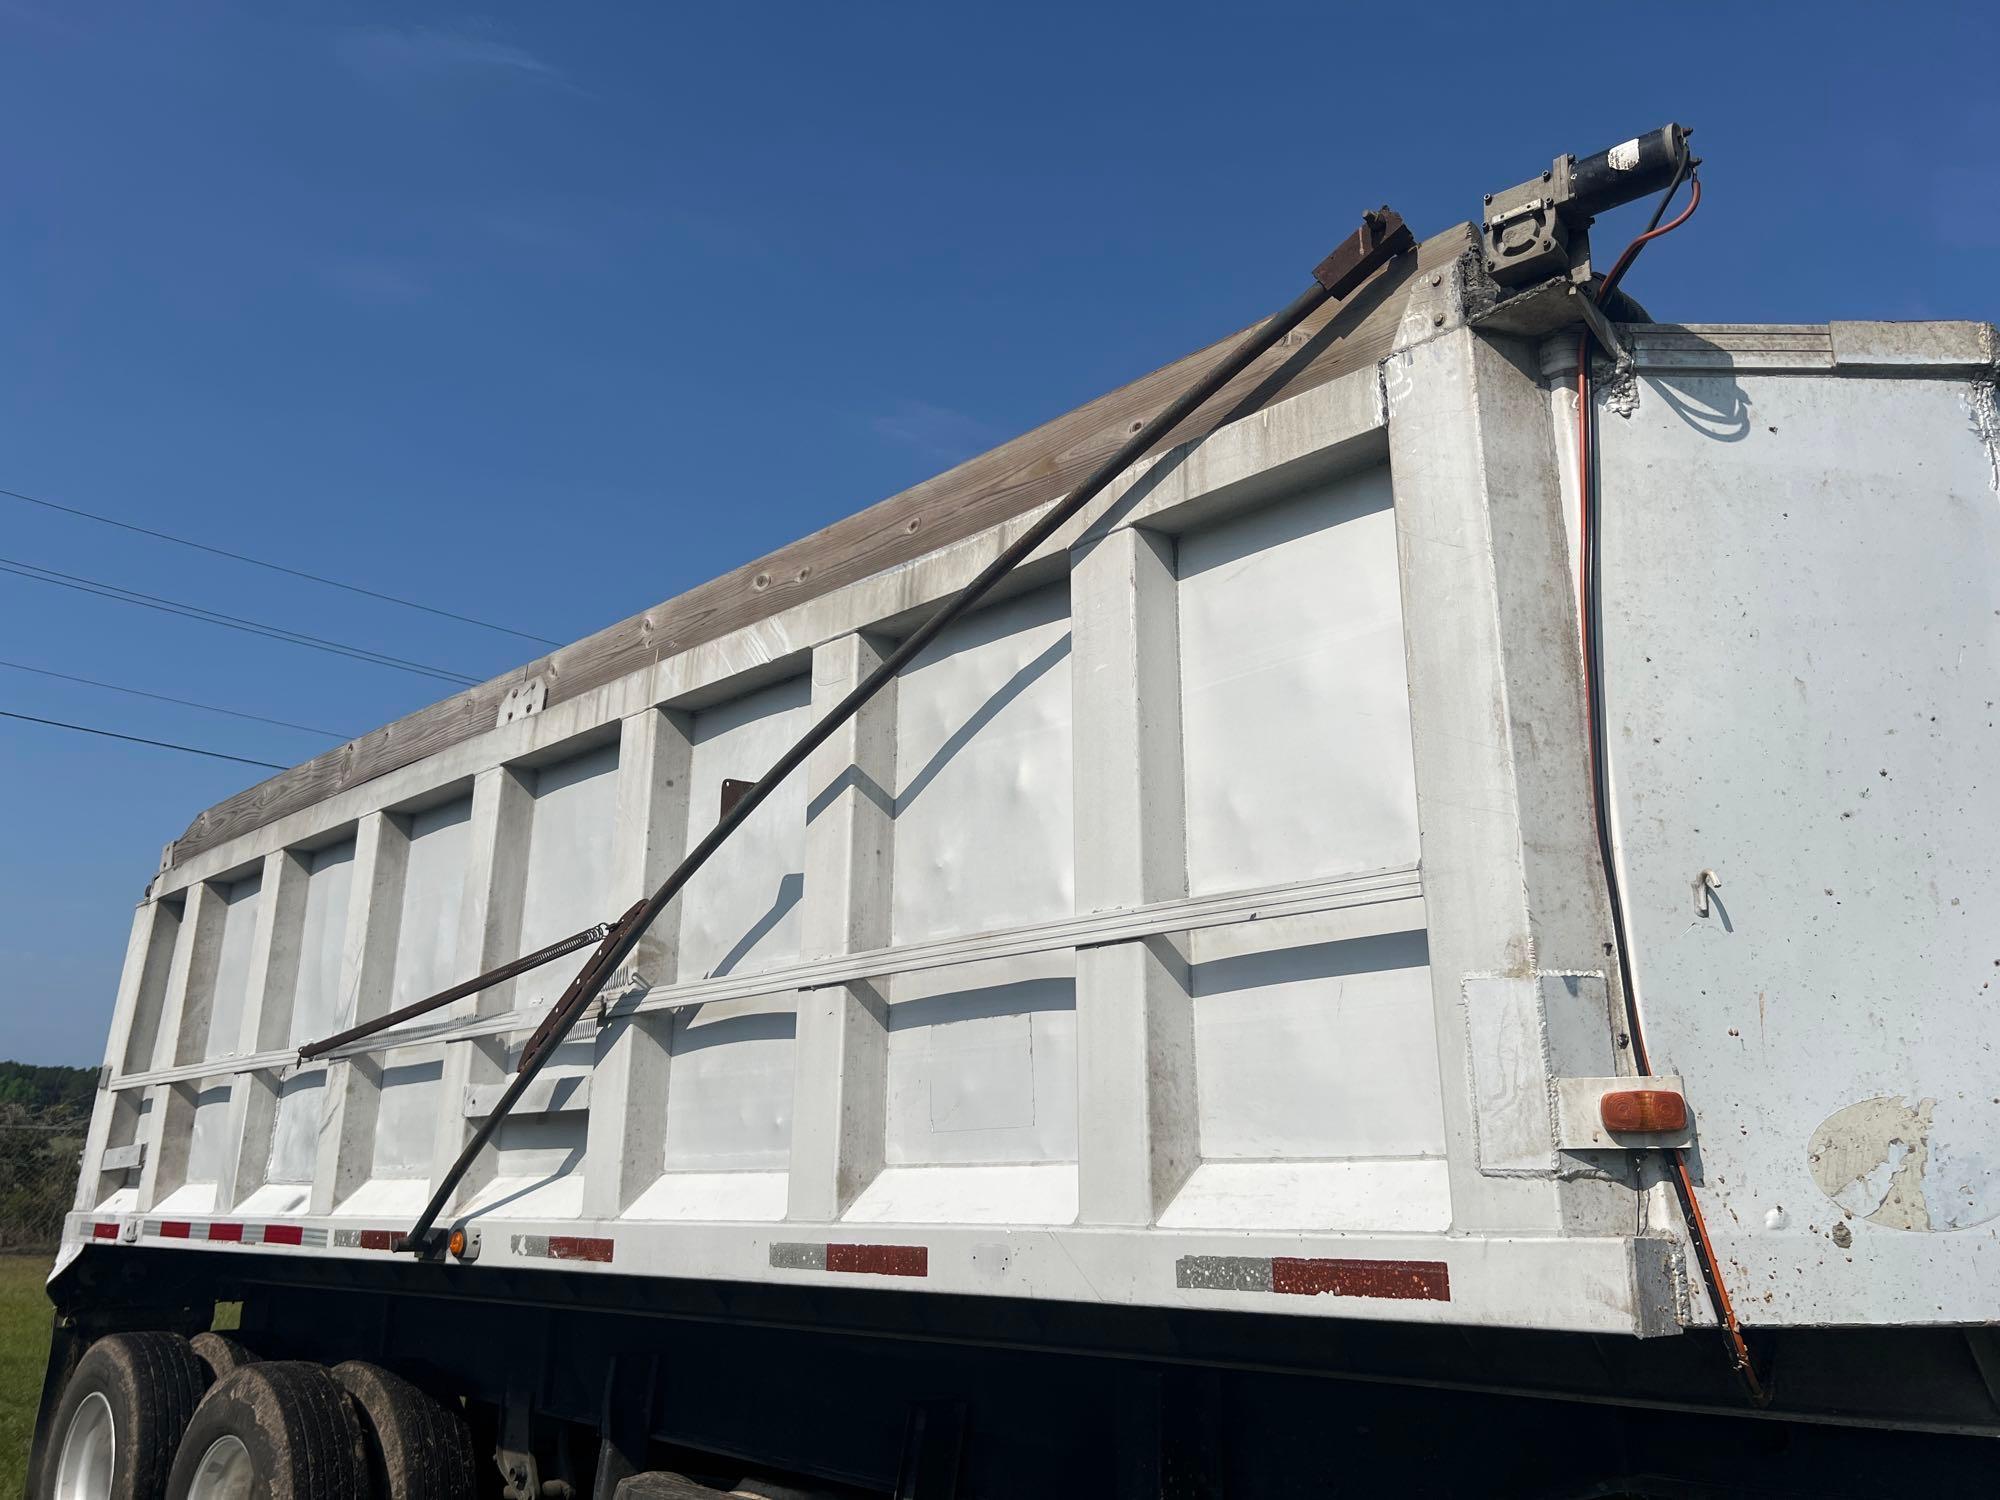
[1576,175,1765,1403]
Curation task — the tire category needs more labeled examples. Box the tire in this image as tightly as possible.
[187,1334,259,1386]
[331,1361,476,1500]
[163,1362,371,1500]
[41,1330,208,1500]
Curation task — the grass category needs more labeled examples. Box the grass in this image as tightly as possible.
[0,1255,54,1498]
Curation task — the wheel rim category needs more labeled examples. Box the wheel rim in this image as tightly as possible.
[53,1390,116,1500]
[184,1434,255,1500]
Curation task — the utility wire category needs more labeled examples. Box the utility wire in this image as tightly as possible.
[0,556,481,687]
[1,484,561,647]
[0,709,287,770]
[0,659,354,740]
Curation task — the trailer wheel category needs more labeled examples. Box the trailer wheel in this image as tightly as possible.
[187,1334,259,1386]
[163,1362,370,1500]
[43,1330,208,1500]
[331,1361,476,1500]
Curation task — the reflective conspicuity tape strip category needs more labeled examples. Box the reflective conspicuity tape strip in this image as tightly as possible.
[769,1242,929,1278]
[334,1229,400,1251]
[137,1220,329,1248]
[511,1234,615,1264]
[91,1222,118,1240]
[1176,1254,1451,1302]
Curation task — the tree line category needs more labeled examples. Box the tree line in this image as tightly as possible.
[0,1061,96,1254]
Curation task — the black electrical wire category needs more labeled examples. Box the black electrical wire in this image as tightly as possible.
[0,659,354,740]
[0,709,287,770]
[0,556,481,686]
[0,484,561,647]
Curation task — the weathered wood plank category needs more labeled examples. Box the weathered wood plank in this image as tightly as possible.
[168,225,1470,868]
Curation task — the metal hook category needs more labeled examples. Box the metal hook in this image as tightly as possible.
[1693,869,1722,917]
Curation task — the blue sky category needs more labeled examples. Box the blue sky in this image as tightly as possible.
[2,3,1995,1066]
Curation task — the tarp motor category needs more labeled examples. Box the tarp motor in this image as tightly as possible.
[1481,123,1694,288]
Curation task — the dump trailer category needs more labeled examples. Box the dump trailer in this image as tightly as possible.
[30,127,2000,1497]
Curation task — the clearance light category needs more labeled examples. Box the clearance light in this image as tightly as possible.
[1600,1089,1689,1134]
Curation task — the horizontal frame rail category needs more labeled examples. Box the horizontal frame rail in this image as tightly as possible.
[108,863,1424,1092]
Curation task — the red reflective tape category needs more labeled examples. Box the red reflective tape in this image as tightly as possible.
[92,1222,118,1240]
[357,1229,398,1251]
[545,1236,614,1264]
[264,1224,304,1246]
[207,1222,244,1243]
[1270,1257,1450,1302]
[825,1243,928,1278]
[158,1221,192,1239]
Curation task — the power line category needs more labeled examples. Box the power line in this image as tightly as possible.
[0,709,287,770]
[0,557,479,687]
[0,659,354,740]
[1,484,562,647]
[0,556,481,687]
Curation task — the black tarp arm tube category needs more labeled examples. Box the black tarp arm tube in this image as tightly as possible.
[395,207,1414,1254]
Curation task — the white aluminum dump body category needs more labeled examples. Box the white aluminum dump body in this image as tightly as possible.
[62,243,2000,1341]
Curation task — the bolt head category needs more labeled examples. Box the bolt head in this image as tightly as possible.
[1431,312,1445,327]
[1429,272,1442,287]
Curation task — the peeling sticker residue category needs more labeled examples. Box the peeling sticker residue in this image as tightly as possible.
[1806,1094,2000,1232]
[1808,1096,1935,1230]
[1966,380,2000,492]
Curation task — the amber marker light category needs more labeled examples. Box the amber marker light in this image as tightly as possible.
[1600,1089,1690,1134]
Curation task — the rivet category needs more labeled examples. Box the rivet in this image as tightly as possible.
[1431,312,1445,327]
[1429,272,1442,287]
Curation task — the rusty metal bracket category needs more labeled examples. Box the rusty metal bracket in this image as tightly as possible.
[719,777,754,820]
[515,900,648,1076]
[1312,208,1414,300]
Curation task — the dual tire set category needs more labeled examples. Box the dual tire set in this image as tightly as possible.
[42,1330,476,1500]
